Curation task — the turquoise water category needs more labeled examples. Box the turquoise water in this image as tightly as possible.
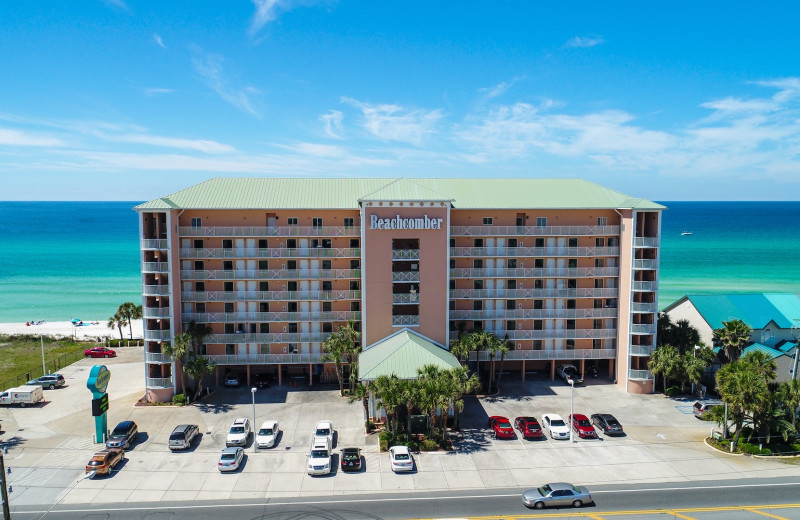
[0,201,798,322]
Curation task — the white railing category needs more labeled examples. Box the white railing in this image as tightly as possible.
[201,353,325,365]
[145,351,172,363]
[141,239,168,250]
[632,281,658,291]
[470,349,617,361]
[449,288,619,299]
[181,290,362,302]
[143,307,171,318]
[207,332,332,343]
[392,293,420,304]
[628,369,654,380]
[392,249,420,260]
[392,271,420,282]
[142,262,169,273]
[178,226,360,237]
[450,267,619,278]
[180,248,360,259]
[179,269,361,280]
[392,315,420,326]
[450,225,620,237]
[630,324,656,334]
[450,246,620,258]
[181,311,361,323]
[633,237,659,248]
[144,330,172,341]
[629,345,653,356]
[500,329,618,340]
[632,259,658,270]
[146,376,173,388]
[630,302,658,313]
[143,285,171,296]
[449,308,618,320]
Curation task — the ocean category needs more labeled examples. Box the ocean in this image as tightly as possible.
[0,201,799,323]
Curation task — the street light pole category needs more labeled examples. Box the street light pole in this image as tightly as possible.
[569,380,575,443]
[0,448,11,520]
[692,344,700,396]
[41,335,46,376]
[251,387,257,453]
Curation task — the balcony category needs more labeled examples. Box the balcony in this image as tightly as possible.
[181,311,361,323]
[392,271,420,283]
[182,290,361,302]
[145,351,172,363]
[449,308,618,320]
[143,307,171,319]
[141,239,168,250]
[179,268,361,280]
[628,369,654,381]
[629,345,654,356]
[633,259,658,270]
[200,353,324,365]
[143,285,170,296]
[142,262,169,273]
[180,247,360,259]
[497,329,618,340]
[631,302,658,313]
[450,267,620,279]
[146,376,173,388]
[392,293,420,304]
[144,330,172,341]
[207,332,331,343]
[450,225,620,237]
[633,237,659,248]
[450,246,620,258]
[177,225,360,237]
[632,281,658,291]
[392,249,420,260]
[470,348,617,361]
[449,287,619,299]
[630,324,656,335]
[392,315,420,326]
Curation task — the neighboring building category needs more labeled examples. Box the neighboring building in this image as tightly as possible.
[711,343,798,383]
[134,177,665,402]
[663,293,800,347]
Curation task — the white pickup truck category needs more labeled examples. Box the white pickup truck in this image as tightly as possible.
[0,385,44,407]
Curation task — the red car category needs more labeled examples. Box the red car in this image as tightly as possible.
[488,416,515,439]
[570,414,598,439]
[514,416,544,439]
[84,347,117,358]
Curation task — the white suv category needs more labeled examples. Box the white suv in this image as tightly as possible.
[226,418,251,447]
[313,420,334,447]
[307,438,332,475]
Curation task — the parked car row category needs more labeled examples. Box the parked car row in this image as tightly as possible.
[488,413,625,440]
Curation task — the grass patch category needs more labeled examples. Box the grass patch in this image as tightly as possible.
[0,334,93,388]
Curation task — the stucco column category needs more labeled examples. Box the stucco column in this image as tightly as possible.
[278,364,282,386]
[521,360,526,381]
[246,364,251,386]
[550,361,555,380]
[308,363,313,385]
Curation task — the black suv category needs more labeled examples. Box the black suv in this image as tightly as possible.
[106,420,138,449]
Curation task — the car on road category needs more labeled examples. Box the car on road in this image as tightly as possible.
[85,448,124,476]
[590,413,624,435]
[313,420,334,447]
[307,439,332,475]
[514,416,544,439]
[226,418,251,447]
[340,447,362,472]
[522,482,592,509]
[542,414,570,440]
[218,447,244,472]
[693,400,723,418]
[388,445,414,472]
[169,424,200,450]
[106,421,138,449]
[223,374,240,387]
[488,415,515,439]
[570,414,598,439]
[27,374,65,390]
[84,347,116,358]
[557,364,583,384]
[256,420,280,448]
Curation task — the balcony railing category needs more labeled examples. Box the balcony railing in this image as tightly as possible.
[497,329,618,340]
[392,271,420,282]
[449,308,618,320]
[470,348,617,361]
[201,353,325,365]
[178,225,360,237]
[181,311,361,323]
[392,249,420,260]
[207,332,332,343]
[631,302,658,313]
[182,290,361,302]
[142,262,169,273]
[143,285,171,296]
[450,246,620,258]
[392,315,420,326]
[180,247,360,259]
[144,330,172,341]
[628,369,654,381]
[449,288,619,299]
[633,259,658,270]
[450,225,620,237]
[633,237,659,248]
[629,345,654,356]
[145,351,172,363]
[392,293,420,304]
[141,239,168,250]
[179,268,361,280]
[143,307,171,319]
[632,281,658,291]
[450,267,620,279]
[146,376,173,388]
[630,324,656,334]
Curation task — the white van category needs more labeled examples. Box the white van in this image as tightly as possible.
[0,385,44,407]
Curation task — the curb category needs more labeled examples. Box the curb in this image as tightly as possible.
[703,437,745,456]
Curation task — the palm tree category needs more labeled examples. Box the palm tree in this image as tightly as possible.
[446,365,480,431]
[494,335,513,393]
[161,332,192,394]
[372,374,403,435]
[716,357,770,449]
[107,312,124,340]
[183,354,216,401]
[449,335,470,366]
[649,344,682,393]
[682,347,713,394]
[348,382,370,426]
[117,302,142,339]
[322,320,361,396]
[713,319,752,363]
[657,313,673,347]
[186,320,213,354]
[778,378,800,428]
[671,319,700,354]
[465,329,494,391]
[322,332,347,396]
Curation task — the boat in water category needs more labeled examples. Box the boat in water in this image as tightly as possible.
[681,231,692,236]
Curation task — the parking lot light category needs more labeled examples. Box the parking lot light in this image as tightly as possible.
[251,387,257,453]
[569,380,575,443]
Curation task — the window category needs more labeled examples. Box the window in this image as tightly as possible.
[222,239,232,249]
[344,217,355,228]
[594,299,603,309]
[322,323,333,333]
[595,237,605,247]
[450,238,456,247]
[568,238,578,248]
[288,323,298,333]
[194,260,204,270]
[224,302,234,313]
[287,260,297,270]
[287,217,298,225]
[567,279,577,289]
[473,321,483,330]
[473,259,484,269]
[287,301,298,312]
[224,323,234,333]
[224,282,233,292]
[259,344,270,355]
[535,238,544,248]
[196,302,206,313]
[536,217,547,227]
[566,339,575,350]
[567,299,576,309]
[286,239,297,249]
[190,217,202,228]
[595,279,605,288]
[449,279,456,289]
[506,299,516,310]
[473,280,484,290]
[594,319,603,329]
[507,259,517,268]
[223,260,233,271]
[483,217,493,225]
[450,259,456,268]
[508,238,518,248]
[350,238,359,248]
[449,300,455,310]
[567,320,576,330]
[258,260,269,270]
[533,340,543,350]
[598,217,608,226]
[595,258,605,268]
[350,301,360,311]
[322,260,331,270]
[474,238,484,248]
[288,343,298,354]
[534,258,544,268]
[593,339,602,350]
[568,258,578,268]
[322,281,332,291]
[311,239,320,249]
[195,281,205,291]
[534,299,543,309]
[312,218,323,228]
[349,281,360,290]
[534,279,544,289]
[260,323,269,333]
[288,281,297,291]
[258,239,268,249]
[198,344,207,355]
[322,301,332,312]
[259,302,269,312]
[322,239,332,248]
[507,320,516,331]
[473,300,483,311]
[517,216,526,227]
[225,344,235,355]
[507,279,517,289]
[193,239,204,249]
[534,320,543,330]
[350,259,360,270]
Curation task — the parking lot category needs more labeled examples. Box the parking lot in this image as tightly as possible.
[2,347,800,507]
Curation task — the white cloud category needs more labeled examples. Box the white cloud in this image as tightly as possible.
[342,98,443,146]
[0,128,64,147]
[192,50,260,116]
[249,0,282,36]
[564,35,604,48]
[143,88,175,96]
[320,110,344,139]
[153,34,165,48]
[476,77,524,100]
[103,0,130,11]
[104,134,235,154]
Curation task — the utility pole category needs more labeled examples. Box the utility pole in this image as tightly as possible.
[0,448,11,520]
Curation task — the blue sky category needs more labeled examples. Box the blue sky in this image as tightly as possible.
[1,1,799,201]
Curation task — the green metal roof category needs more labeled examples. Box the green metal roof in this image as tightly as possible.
[669,293,800,330]
[743,343,786,360]
[358,329,461,381]
[135,177,665,210]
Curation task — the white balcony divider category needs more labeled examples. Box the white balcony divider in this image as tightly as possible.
[142,262,169,273]
[392,315,420,326]
[448,308,618,320]
[449,288,618,299]
[391,249,420,260]
[181,311,361,323]
[392,293,420,304]
[143,307,171,318]
[629,345,654,356]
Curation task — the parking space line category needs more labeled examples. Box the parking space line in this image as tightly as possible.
[744,508,790,520]
[670,512,698,520]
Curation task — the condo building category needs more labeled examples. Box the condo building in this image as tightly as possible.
[135,177,664,402]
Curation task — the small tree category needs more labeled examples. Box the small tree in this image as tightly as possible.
[649,344,682,393]
[183,354,216,401]
[778,378,800,429]
[713,319,752,363]
[107,312,124,340]
[161,332,192,394]
[716,356,770,449]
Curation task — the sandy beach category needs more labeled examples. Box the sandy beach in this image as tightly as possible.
[0,319,143,340]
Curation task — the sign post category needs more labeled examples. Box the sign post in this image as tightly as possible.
[86,365,111,444]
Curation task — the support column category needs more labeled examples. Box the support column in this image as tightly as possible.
[246,364,251,387]
[550,361,555,381]
[308,363,313,386]
[580,358,585,376]
[521,360,526,381]
[278,364,282,386]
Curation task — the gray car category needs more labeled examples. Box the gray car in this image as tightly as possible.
[522,482,592,509]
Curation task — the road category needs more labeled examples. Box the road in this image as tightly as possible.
[10,476,800,519]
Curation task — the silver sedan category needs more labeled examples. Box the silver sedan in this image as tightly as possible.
[522,482,592,509]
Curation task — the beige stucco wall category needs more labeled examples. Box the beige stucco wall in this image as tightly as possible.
[616,209,634,392]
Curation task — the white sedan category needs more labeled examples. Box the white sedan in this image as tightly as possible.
[542,413,570,440]
[256,420,280,448]
[388,445,414,472]
[218,447,244,472]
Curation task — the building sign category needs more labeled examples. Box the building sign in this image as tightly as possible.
[87,365,111,394]
[369,214,443,230]
[91,393,109,416]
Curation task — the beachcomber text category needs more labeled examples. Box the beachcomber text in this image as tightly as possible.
[369,214,443,230]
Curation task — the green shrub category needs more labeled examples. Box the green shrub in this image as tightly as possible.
[365,420,375,432]
[171,393,187,406]
[420,438,438,451]
[665,386,681,397]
